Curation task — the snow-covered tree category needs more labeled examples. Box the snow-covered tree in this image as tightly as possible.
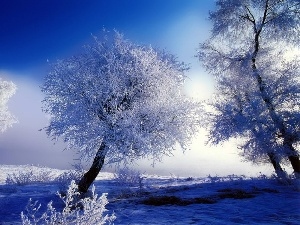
[21,180,116,225]
[0,77,17,132]
[42,31,201,192]
[197,0,300,176]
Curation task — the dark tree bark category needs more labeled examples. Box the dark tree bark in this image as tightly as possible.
[255,71,300,175]
[267,152,285,177]
[288,156,300,175]
[285,143,300,175]
[78,142,106,193]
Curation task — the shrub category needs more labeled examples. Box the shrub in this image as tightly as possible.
[21,180,116,225]
[6,166,53,185]
[114,168,144,189]
[206,174,247,184]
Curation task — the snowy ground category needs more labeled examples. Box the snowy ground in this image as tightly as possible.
[0,164,299,224]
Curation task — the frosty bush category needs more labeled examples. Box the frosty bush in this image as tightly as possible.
[114,168,144,190]
[6,166,53,185]
[21,180,116,225]
[206,174,247,184]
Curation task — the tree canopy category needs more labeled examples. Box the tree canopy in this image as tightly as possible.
[42,31,201,189]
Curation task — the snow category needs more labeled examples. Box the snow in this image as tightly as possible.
[0,164,299,224]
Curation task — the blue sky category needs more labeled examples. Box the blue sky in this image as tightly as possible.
[0,0,275,176]
[0,0,214,78]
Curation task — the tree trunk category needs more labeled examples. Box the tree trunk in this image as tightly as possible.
[251,29,300,175]
[283,138,300,176]
[288,155,300,175]
[78,142,106,193]
[286,145,300,176]
[267,152,285,177]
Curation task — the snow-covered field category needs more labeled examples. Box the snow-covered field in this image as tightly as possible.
[0,164,299,224]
